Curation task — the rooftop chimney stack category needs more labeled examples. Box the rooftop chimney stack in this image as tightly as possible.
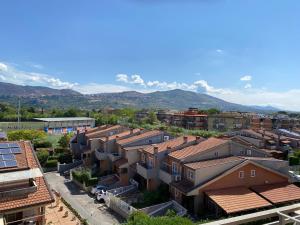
[196,136,201,143]
[183,136,188,143]
[153,145,159,155]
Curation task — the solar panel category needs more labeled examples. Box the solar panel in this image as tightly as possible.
[8,143,19,148]
[0,149,11,154]
[4,160,17,168]
[10,148,22,154]
[0,161,5,168]
[2,154,16,161]
[0,143,9,149]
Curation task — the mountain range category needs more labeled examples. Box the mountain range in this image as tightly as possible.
[0,82,279,112]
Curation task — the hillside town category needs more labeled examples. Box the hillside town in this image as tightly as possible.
[2,108,300,225]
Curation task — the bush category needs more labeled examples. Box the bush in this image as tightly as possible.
[72,169,98,187]
[36,149,49,166]
[126,211,194,225]
[8,130,46,141]
[289,156,299,166]
[58,152,73,164]
[33,140,52,148]
[48,155,59,160]
[45,159,58,168]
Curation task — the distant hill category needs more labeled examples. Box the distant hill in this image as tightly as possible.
[0,82,81,97]
[0,82,279,112]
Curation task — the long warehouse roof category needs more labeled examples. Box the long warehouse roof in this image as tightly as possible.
[34,117,95,122]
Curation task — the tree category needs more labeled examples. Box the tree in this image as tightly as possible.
[58,133,73,148]
[8,130,46,142]
[63,108,78,117]
[147,111,158,125]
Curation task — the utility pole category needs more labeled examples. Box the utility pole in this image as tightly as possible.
[17,97,21,129]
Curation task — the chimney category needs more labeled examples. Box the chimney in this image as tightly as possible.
[183,136,188,144]
[116,135,119,139]
[77,130,80,135]
[196,136,201,143]
[85,128,88,133]
[153,145,159,155]
[105,136,109,142]
[130,128,134,134]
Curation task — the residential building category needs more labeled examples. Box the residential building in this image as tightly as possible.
[136,136,198,191]
[0,141,54,225]
[251,117,273,130]
[171,108,208,130]
[95,128,141,174]
[70,125,127,160]
[113,130,166,185]
[207,112,251,131]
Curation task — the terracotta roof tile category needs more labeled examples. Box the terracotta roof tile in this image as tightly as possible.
[0,177,53,213]
[0,141,54,212]
[143,136,196,154]
[252,183,300,204]
[99,129,140,142]
[184,156,243,170]
[117,130,163,146]
[85,125,122,139]
[206,187,272,214]
[169,138,228,161]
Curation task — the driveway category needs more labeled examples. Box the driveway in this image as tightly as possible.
[45,172,124,225]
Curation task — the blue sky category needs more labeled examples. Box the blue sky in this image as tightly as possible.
[0,0,300,110]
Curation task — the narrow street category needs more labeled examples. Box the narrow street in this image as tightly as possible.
[45,172,124,225]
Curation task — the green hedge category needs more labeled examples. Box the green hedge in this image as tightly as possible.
[289,156,299,166]
[72,169,98,187]
[45,159,58,168]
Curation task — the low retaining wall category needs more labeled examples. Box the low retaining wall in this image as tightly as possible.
[58,160,83,173]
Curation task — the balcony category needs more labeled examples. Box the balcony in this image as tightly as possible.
[136,162,156,179]
[0,180,37,200]
[108,152,122,162]
[95,149,108,160]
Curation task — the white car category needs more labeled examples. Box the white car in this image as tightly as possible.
[96,190,108,202]
[90,185,107,195]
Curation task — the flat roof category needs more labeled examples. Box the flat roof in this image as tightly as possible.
[34,117,95,122]
[206,187,272,214]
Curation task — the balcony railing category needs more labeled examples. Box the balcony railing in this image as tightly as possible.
[0,181,37,200]
[108,152,122,162]
[136,162,156,179]
[95,149,108,160]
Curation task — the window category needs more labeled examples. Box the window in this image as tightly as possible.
[214,152,219,157]
[239,171,244,179]
[251,170,256,177]
[148,157,154,168]
[240,150,244,155]
[188,170,194,180]
[149,140,153,144]
[172,162,178,174]
[141,153,145,163]
[247,149,252,156]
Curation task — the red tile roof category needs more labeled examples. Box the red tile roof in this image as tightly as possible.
[184,156,243,170]
[252,183,300,204]
[206,187,272,214]
[0,141,54,212]
[0,177,53,213]
[143,136,196,154]
[117,130,163,146]
[99,129,140,142]
[169,138,227,161]
[85,125,122,139]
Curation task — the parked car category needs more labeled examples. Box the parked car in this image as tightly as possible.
[90,185,107,195]
[96,190,109,203]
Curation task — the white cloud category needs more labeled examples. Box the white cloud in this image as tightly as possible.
[32,64,44,69]
[216,49,224,54]
[0,61,77,89]
[131,74,145,86]
[244,83,252,89]
[74,83,133,94]
[240,75,252,81]
[116,74,128,83]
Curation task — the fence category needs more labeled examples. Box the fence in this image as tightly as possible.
[58,160,83,173]
[106,193,137,218]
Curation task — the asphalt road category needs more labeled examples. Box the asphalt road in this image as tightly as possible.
[45,172,124,225]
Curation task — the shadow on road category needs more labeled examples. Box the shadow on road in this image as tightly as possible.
[63,180,87,195]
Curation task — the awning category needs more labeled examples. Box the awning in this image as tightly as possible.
[206,187,272,214]
[252,183,300,204]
